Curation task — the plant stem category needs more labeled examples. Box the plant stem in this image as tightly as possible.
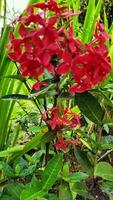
[94,126,103,167]
[45,142,50,165]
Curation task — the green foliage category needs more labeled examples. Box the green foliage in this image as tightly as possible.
[1,0,113,199]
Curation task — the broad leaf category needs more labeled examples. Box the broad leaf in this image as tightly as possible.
[74,147,93,175]
[42,154,63,191]
[75,92,104,124]
[20,154,63,200]
[94,162,113,181]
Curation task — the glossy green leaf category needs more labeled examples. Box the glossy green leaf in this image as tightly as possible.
[74,147,93,175]
[75,92,104,124]
[94,162,113,181]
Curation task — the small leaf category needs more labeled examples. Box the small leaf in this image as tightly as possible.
[100,136,113,149]
[94,162,113,181]
[59,182,72,200]
[70,172,89,182]
[75,92,104,124]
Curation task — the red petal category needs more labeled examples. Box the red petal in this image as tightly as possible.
[48,16,57,27]
[43,52,51,66]
[47,63,55,73]
[58,11,81,17]
[62,51,72,63]
[32,81,47,91]
[57,63,70,74]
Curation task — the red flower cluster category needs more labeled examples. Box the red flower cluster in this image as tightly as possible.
[55,136,79,151]
[7,0,79,78]
[57,24,111,93]
[7,0,111,93]
[42,104,80,130]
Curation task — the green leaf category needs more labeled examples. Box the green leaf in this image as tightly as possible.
[59,182,72,200]
[70,172,89,182]
[74,147,93,175]
[42,154,63,191]
[22,132,43,155]
[20,155,63,200]
[0,196,13,200]
[1,94,29,100]
[100,136,113,149]
[0,161,14,180]
[5,182,24,200]
[82,0,95,42]
[94,162,113,181]
[101,181,113,197]
[29,84,56,98]
[87,0,103,42]
[2,75,26,82]
[62,162,70,178]
[20,182,45,200]
[0,146,23,157]
[19,165,36,177]
[72,182,90,199]
[75,92,104,124]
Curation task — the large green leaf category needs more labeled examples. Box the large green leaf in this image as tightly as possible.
[74,147,93,175]
[75,92,104,124]
[94,162,113,181]
[42,154,63,191]
[20,154,63,200]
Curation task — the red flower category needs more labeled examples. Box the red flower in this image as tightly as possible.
[47,104,80,130]
[55,137,70,151]
[32,81,47,91]
[69,23,111,93]
[33,0,67,13]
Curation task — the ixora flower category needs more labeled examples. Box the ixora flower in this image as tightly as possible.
[7,0,80,78]
[69,27,111,93]
[55,136,79,151]
[57,23,111,93]
[7,0,111,94]
[42,104,80,130]
[55,137,70,151]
